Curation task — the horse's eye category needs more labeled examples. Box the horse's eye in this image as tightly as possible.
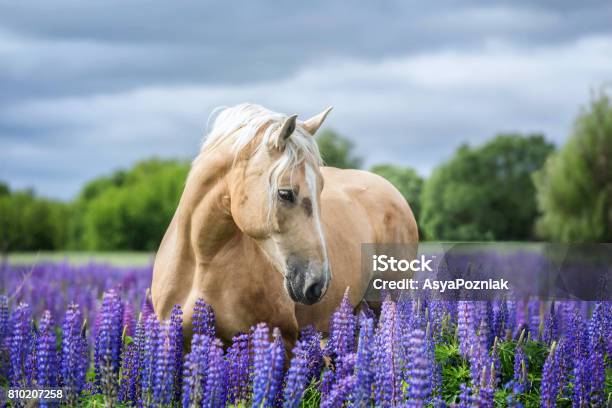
[278,189,296,203]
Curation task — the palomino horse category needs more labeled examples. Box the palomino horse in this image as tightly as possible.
[152,104,418,348]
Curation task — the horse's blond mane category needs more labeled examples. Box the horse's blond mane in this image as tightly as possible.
[197,103,323,218]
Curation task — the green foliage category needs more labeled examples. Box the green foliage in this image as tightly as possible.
[0,188,69,251]
[534,90,612,242]
[420,134,554,241]
[73,158,190,251]
[316,130,363,169]
[371,164,424,235]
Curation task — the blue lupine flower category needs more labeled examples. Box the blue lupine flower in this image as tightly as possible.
[0,295,8,344]
[192,298,215,337]
[119,341,137,404]
[352,313,374,407]
[141,314,161,405]
[9,302,33,387]
[541,341,561,407]
[94,290,124,401]
[203,338,228,408]
[571,348,589,408]
[36,310,59,408]
[283,338,312,408]
[61,303,88,405]
[320,375,356,408]
[457,301,475,356]
[227,332,252,404]
[182,333,212,407]
[373,297,400,407]
[0,295,9,380]
[588,337,605,407]
[492,300,508,340]
[542,303,558,345]
[153,322,176,406]
[512,344,528,395]
[528,300,541,341]
[406,328,432,404]
[122,302,136,338]
[252,324,285,407]
[170,304,184,402]
[324,288,356,359]
[300,325,323,382]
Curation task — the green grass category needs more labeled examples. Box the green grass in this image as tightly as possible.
[6,251,153,266]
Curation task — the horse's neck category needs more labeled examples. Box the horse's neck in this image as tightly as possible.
[176,150,238,264]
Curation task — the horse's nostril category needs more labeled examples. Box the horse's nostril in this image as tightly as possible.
[305,280,324,304]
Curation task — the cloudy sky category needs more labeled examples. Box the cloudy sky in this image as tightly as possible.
[1,1,612,199]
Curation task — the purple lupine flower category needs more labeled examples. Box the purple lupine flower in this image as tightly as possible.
[457,301,475,356]
[128,313,146,400]
[252,324,285,407]
[192,298,215,338]
[203,338,228,408]
[320,375,356,408]
[352,313,374,407]
[283,338,312,408]
[140,288,154,321]
[0,295,10,380]
[335,352,356,383]
[458,383,474,408]
[588,337,606,407]
[36,311,58,390]
[122,302,136,338]
[0,295,8,343]
[182,333,212,407]
[571,348,589,408]
[405,328,432,404]
[324,288,356,359]
[373,297,400,407]
[528,300,541,341]
[477,363,496,408]
[492,300,508,341]
[541,341,561,407]
[141,314,161,405]
[512,344,528,395]
[169,304,184,402]
[227,333,252,404]
[61,304,88,405]
[319,369,335,401]
[94,290,124,401]
[542,303,558,345]
[118,341,137,404]
[9,302,33,387]
[300,325,323,382]
[153,322,176,406]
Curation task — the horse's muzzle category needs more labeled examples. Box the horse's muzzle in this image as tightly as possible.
[285,255,329,305]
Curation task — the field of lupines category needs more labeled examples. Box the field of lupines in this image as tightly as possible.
[0,261,611,407]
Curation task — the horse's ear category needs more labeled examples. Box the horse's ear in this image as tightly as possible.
[271,114,298,149]
[302,107,333,136]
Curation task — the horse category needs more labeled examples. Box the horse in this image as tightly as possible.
[151,103,418,349]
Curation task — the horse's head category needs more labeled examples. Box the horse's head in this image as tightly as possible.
[227,106,333,305]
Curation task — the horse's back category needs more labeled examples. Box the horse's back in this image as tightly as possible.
[321,167,418,244]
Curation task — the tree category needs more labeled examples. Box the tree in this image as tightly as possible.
[0,189,69,251]
[370,164,424,237]
[420,134,554,241]
[533,91,612,242]
[73,158,190,250]
[316,130,363,169]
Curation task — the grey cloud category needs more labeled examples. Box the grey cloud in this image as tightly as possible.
[1,1,612,199]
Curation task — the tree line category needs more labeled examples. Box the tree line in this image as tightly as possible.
[1,92,610,251]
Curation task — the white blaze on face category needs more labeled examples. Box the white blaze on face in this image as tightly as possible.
[305,164,330,279]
